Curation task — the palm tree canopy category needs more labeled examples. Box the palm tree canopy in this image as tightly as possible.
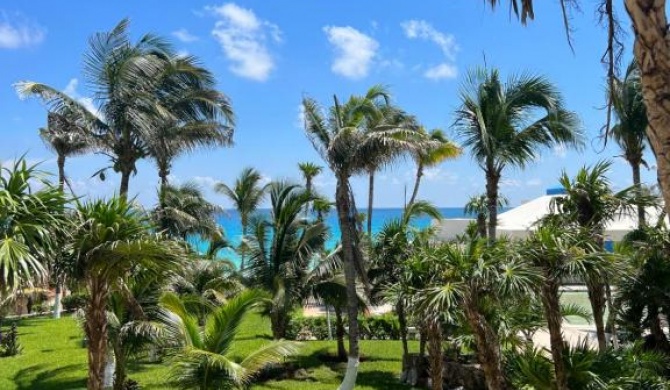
[464,194,509,216]
[40,111,95,158]
[155,182,222,240]
[215,167,267,223]
[297,162,323,183]
[610,60,648,166]
[454,67,583,175]
[414,128,462,167]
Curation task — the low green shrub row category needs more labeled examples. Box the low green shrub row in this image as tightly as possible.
[287,313,401,340]
[61,293,89,312]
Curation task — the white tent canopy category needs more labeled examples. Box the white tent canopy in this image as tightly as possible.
[435,192,664,242]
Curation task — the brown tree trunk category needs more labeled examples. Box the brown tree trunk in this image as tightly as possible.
[485,169,500,245]
[158,169,168,190]
[367,170,374,237]
[476,213,487,239]
[112,340,125,390]
[335,173,361,389]
[408,163,423,207]
[632,162,646,227]
[335,305,347,361]
[427,320,443,390]
[541,280,569,390]
[586,277,608,351]
[648,305,670,350]
[57,154,66,191]
[464,301,506,390]
[86,276,109,390]
[397,301,409,358]
[119,169,131,200]
[625,0,670,221]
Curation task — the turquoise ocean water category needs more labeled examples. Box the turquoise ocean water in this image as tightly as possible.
[197,207,471,264]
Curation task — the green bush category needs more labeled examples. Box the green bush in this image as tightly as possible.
[287,314,401,340]
[61,293,89,312]
[0,323,22,357]
[359,314,400,340]
[286,316,331,340]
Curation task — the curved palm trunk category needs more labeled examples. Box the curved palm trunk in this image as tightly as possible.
[119,170,131,200]
[53,276,62,319]
[464,300,506,390]
[540,279,568,390]
[86,276,110,390]
[112,340,125,390]
[335,305,347,361]
[57,154,66,191]
[54,153,66,320]
[305,179,313,218]
[632,162,646,227]
[586,277,607,351]
[427,320,443,390]
[408,163,424,207]
[397,301,409,358]
[367,170,374,237]
[335,173,361,390]
[485,170,500,245]
[625,0,670,222]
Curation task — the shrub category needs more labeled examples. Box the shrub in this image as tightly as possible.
[61,293,89,312]
[0,322,22,357]
[286,316,331,340]
[359,314,400,340]
[287,314,401,340]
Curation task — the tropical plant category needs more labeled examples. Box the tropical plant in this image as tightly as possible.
[311,197,333,222]
[70,197,182,390]
[0,158,69,297]
[245,181,327,339]
[302,84,431,389]
[215,167,268,271]
[407,128,462,206]
[454,67,582,242]
[154,182,221,241]
[298,162,323,217]
[464,193,509,239]
[158,289,300,389]
[610,59,650,227]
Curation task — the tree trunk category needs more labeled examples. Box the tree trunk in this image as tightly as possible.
[86,276,109,390]
[335,174,361,390]
[476,213,487,239]
[57,154,66,192]
[427,320,443,390]
[586,277,607,351]
[648,305,670,350]
[112,340,125,390]
[464,302,506,390]
[419,324,427,357]
[335,305,347,361]
[397,301,409,358]
[367,170,374,238]
[158,169,168,190]
[632,162,646,227]
[541,280,568,390]
[485,170,500,245]
[605,283,618,349]
[408,163,423,207]
[625,0,670,221]
[119,170,131,200]
[239,219,247,272]
[53,280,62,319]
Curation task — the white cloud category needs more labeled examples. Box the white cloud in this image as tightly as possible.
[0,11,45,49]
[423,167,459,183]
[500,179,522,188]
[207,3,281,81]
[526,178,543,187]
[193,175,219,188]
[400,19,458,81]
[553,144,567,158]
[323,26,378,79]
[172,28,199,43]
[63,79,101,119]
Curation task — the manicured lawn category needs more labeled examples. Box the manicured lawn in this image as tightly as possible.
[562,290,604,326]
[0,314,416,389]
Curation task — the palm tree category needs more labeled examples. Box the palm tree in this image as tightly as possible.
[302,85,428,389]
[158,289,299,389]
[610,59,649,227]
[154,182,221,241]
[298,162,323,217]
[245,181,327,339]
[417,238,539,390]
[464,194,509,239]
[454,67,582,243]
[70,197,182,390]
[17,20,227,198]
[312,197,333,222]
[407,128,462,206]
[215,167,267,271]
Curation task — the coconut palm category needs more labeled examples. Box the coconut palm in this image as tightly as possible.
[610,59,649,227]
[464,194,509,239]
[158,289,300,390]
[454,67,582,243]
[302,85,429,389]
[297,162,323,196]
[0,158,69,297]
[407,128,462,206]
[215,167,267,271]
[312,197,333,222]
[154,182,221,241]
[70,197,182,390]
[245,181,327,339]
[417,238,539,390]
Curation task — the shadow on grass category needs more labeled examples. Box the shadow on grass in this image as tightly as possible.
[13,364,86,390]
[235,335,274,341]
[356,370,408,390]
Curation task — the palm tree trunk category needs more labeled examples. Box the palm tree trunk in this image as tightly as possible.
[427,320,443,390]
[239,219,247,272]
[112,341,125,390]
[648,305,670,350]
[419,322,427,357]
[335,305,347,361]
[408,163,423,207]
[625,0,670,221]
[335,174,360,390]
[86,276,109,390]
[159,170,169,190]
[119,170,131,199]
[632,162,646,227]
[464,301,506,390]
[57,154,66,191]
[367,170,374,237]
[605,283,618,349]
[53,278,62,319]
[305,179,313,218]
[397,301,409,358]
[485,170,500,245]
[476,213,487,239]
[586,277,607,351]
[541,280,568,390]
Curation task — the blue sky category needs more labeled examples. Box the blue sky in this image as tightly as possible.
[0,1,656,208]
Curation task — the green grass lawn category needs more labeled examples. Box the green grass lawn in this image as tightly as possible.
[561,291,601,326]
[0,313,417,390]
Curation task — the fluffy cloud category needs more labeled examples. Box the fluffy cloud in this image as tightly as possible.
[207,3,281,81]
[0,11,45,49]
[323,26,378,79]
[172,28,199,43]
[401,19,458,81]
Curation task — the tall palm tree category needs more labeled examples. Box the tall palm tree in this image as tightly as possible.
[407,128,462,206]
[17,20,227,198]
[454,67,582,243]
[610,59,649,227]
[298,162,323,217]
[158,289,299,389]
[245,181,327,339]
[302,85,428,389]
[154,182,221,241]
[215,167,268,271]
[464,194,509,239]
[70,197,182,390]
